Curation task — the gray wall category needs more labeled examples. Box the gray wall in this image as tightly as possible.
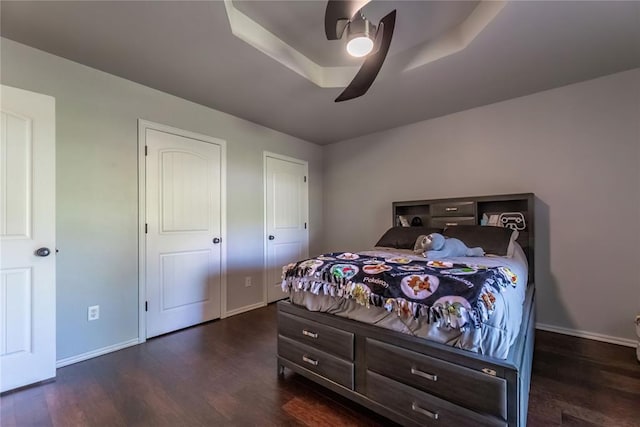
[1,38,324,360]
[324,69,640,343]
[2,35,637,360]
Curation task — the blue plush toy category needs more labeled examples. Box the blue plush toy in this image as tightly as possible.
[414,233,484,259]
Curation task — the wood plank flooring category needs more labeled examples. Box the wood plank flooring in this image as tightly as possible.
[1,303,639,426]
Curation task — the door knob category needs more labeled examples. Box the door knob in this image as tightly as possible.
[268,235,275,240]
[212,237,221,244]
[35,247,51,257]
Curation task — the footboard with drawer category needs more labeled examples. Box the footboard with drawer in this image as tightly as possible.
[277,283,535,427]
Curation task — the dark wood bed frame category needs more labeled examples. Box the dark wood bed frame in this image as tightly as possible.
[277,193,535,426]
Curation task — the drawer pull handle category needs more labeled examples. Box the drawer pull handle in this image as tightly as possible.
[411,402,439,420]
[302,355,318,366]
[445,207,458,212]
[445,222,458,226]
[411,367,438,382]
[302,329,318,339]
[482,368,497,376]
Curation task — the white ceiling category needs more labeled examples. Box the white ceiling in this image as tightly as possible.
[1,1,639,145]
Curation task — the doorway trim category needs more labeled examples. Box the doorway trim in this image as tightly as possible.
[262,151,309,304]
[137,119,227,343]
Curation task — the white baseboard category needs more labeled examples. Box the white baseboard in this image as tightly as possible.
[56,302,269,368]
[56,338,141,368]
[536,323,637,348]
[57,318,636,369]
[224,301,267,318]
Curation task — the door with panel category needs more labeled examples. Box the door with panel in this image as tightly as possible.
[144,125,224,338]
[265,154,309,303]
[0,85,56,392]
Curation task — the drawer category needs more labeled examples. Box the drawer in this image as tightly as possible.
[366,339,507,419]
[430,201,475,217]
[430,216,476,228]
[278,311,354,360]
[366,371,506,427]
[278,335,354,389]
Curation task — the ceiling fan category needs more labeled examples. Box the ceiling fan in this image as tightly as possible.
[324,0,397,102]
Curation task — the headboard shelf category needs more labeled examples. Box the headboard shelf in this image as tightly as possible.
[392,193,535,282]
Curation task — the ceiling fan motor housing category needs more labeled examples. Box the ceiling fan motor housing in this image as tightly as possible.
[325,1,396,101]
[346,12,376,43]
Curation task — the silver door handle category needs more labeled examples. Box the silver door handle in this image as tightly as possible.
[35,247,51,257]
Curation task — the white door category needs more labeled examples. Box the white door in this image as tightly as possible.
[0,85,56,392]
[144,124,224,338]
[265,154,308,303]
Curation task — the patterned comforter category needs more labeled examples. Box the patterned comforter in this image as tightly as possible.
[282,252,518,331]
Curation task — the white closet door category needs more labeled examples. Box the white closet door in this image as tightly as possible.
[145,126,224,338]
[265,154,308,303]
[0,85,56,392]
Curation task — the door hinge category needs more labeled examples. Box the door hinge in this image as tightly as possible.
[145,145,148,156]
[145,223,148,234]
[304,222,307,229]
[145,301,148,312]
[304,176,307,183]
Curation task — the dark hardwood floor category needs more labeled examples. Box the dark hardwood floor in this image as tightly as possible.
[1,304,639,426]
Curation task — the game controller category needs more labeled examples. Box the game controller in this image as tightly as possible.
[498,212,526,231]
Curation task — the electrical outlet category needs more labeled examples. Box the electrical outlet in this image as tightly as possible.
[88,305,100,321]
[244,276,252,287]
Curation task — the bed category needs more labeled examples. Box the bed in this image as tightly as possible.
[277,193,535,426]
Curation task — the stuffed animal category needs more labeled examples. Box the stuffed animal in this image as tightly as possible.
[414,233,484,259]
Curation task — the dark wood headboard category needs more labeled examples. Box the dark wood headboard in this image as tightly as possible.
[392,193,535,283]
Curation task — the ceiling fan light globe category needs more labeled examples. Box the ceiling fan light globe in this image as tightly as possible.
[347,36,374,57]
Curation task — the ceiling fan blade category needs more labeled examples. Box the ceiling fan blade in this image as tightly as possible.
[325,0,359,40]
[335,9,396,102]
